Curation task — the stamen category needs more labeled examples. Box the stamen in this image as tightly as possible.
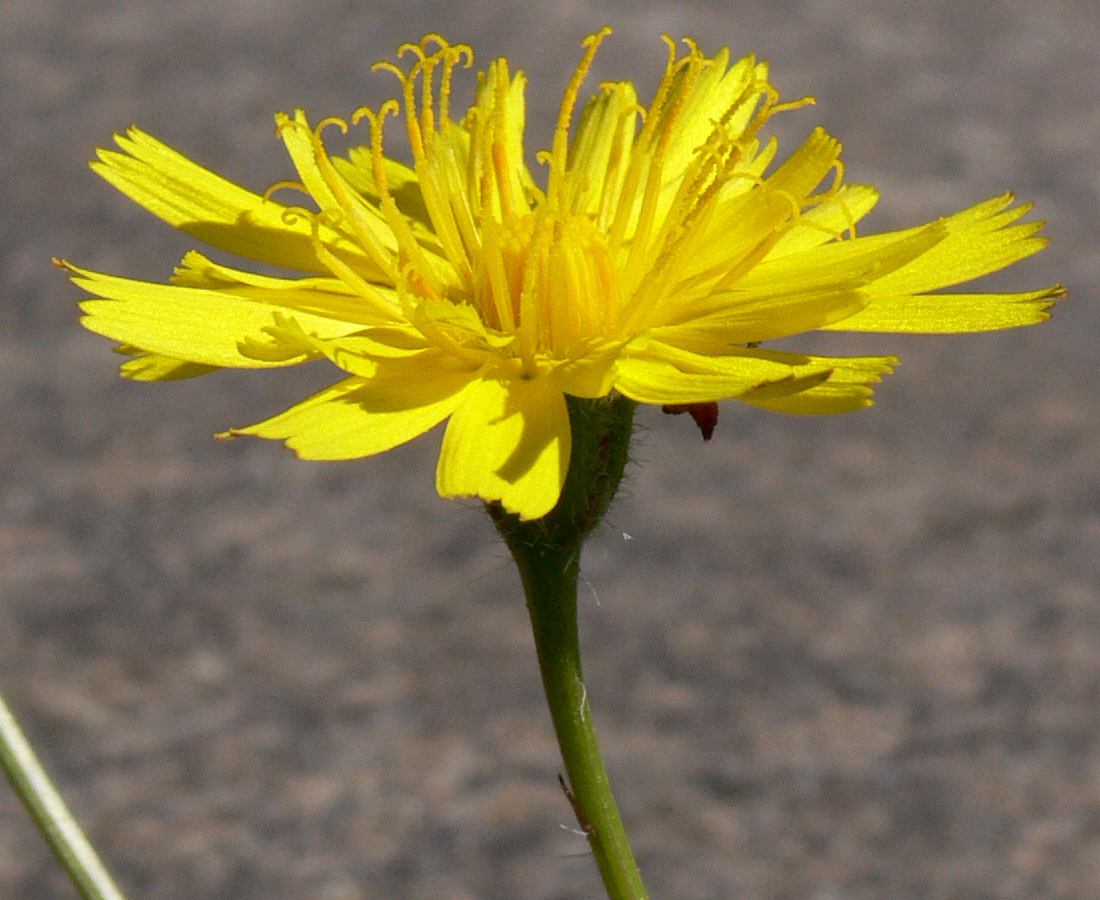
[516,212,554,373]
[403,272,490,367]
[710,71,763,135]
[416,153,473,286]
[619,47,708,290]
[595,94,641,231]
[605,35,682,253]
[378,192,449,298]
[489,59,518,220]
[466,102,492,220]
[263,180,311,203]
[438,43,473,134]
[413,52,440,140]
[293,206,401,319]
[351,100,401,198]
[546,26,612,205]
[643,138,725,265]
[802,158,845,208]
[304,116,405,286]
[373,58,425,160]
[316,116,349,137]
[438,150,482,267]
[478,218,517,332]
[710,196,798,292]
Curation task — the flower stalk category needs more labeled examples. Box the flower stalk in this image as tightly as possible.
[0,688,128,900]
[489,394,647,900]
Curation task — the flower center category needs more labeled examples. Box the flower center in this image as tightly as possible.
[474,210,620,360]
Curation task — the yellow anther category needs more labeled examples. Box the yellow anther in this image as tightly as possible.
[488,58,518,220]
[794,218,847,242]
[438,44,473,133]
[594,95,640,229]
[263,180,310,203]
[477,218,517,333]
[771,188,803,223]
[491,134,517,221]
[516,212,555,371]
[372,57,425,160]
[546,26,612,204]
[411,53,440,140]
[316,116,349,137]
[371,60,405,80]
[278,205,315,228]
[396,40,428,64]
[418,33,449,54]
[710,74,760,134]
[353,102,399,198]
[802,158,845,209]
[606,35,682,251]
[770,95,816,115]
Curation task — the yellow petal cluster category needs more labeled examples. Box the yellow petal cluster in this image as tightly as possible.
[62,29,1062,520]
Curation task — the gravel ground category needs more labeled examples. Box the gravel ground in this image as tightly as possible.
[2,2,1098,899]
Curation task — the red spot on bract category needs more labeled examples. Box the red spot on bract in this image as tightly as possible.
[661,402,718,441]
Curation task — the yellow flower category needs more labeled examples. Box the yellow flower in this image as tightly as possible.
[62,29,1062,520]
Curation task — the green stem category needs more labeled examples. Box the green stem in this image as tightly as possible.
[488,394,645,900]
[516,540,650,900]
[0,687,128,900]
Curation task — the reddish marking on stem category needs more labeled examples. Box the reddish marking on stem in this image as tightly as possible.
[558,773,596,839]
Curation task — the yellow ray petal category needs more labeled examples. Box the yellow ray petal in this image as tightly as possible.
[91,127,373,275]
[115,347,220,381]
[652,288,867,347]
[223,369,475,459]
[336,149,433,230]
[436,376,570,520]
[792,353,897,383]
[821,285,1062,333]
[741,380,876,414]
[740,353,897,413]
[269,325,467,382]
[854,193,1050,296]
[615,341,824,404]
[658,49,756,174]
[549,340,624,399]
[686,127,843,281]
[766,183,880,257]
[565,81,639,221]
[172,250,400,325]
[757,126,843,211]
[727,211,945,302]
[66,262,369,369]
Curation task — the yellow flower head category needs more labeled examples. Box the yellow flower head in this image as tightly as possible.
[62,29,1062,520]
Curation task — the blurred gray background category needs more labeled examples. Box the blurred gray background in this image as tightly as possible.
[2,1,1097,898]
